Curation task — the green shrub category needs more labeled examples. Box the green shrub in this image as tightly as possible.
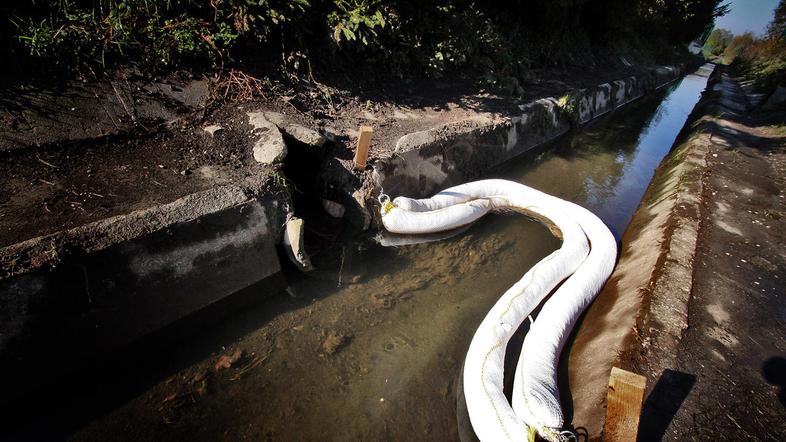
[702,28,733,58]
[329,0,386,45]
[11,0,304,70]
[4,0,728,94]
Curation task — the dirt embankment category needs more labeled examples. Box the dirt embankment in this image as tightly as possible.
[0,61,666,252]
[613,68,786,440]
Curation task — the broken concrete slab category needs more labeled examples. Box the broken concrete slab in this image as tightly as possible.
[283,217,313,272]
[285,123,327,147]
[262,111,327,147]
[0,185,283,372]
[350,190,372,231]
[248,111,287,165]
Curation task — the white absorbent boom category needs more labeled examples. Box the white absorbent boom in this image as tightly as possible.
[378,179,617,442]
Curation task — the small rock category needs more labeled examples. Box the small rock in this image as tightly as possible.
[248,111,287,165]
[203,124,224,136]
[263,111,326,147]
[284,217,314,271]
[283,123,327,147]
[180,169,191,175]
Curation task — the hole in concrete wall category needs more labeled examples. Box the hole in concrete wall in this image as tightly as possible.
[280,138,350,270]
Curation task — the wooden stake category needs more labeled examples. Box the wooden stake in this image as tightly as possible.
[354,126,373,170]
[603,367,647,442]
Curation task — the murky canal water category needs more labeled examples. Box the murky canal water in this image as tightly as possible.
[70,68,712,441]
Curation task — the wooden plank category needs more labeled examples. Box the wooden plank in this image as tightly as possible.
[354,126,373,170]
[603,366,647,442]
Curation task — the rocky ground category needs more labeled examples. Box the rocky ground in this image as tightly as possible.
[627,70,786,440]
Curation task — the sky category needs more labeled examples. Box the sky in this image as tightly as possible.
[714,0,780,36]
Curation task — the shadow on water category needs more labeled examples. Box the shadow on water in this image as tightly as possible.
[0,193,362,439]
[0,273,300,439]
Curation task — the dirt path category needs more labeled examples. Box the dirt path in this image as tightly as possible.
[635,73,786,440]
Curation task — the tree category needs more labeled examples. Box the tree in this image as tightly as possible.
[703,28,733,56]
[722,32,756,64]
[663,0,730,44]
[768,0,786,40]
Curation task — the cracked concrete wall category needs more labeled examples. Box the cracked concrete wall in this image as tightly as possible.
[375,65,683,199]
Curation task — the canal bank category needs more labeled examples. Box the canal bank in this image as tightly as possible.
[0,63,722,440]
[614,68,786,440]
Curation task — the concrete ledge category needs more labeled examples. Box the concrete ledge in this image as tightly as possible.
[0,185,282,365]
[374,65,683,198]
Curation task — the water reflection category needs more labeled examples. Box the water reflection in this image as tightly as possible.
[497,73,709,237]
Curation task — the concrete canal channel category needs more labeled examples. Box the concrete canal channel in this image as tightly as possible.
[1,64,716,440]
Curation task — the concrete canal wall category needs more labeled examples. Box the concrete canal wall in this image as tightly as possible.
[0,186,282,367]
[374,65,682,198]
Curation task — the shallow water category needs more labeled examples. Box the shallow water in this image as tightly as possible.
[499,68,710,236]
[72,67,712,441]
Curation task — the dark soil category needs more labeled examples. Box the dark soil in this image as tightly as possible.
[0,60,650,248]
[261,62,644,157]
[0,104,270,248]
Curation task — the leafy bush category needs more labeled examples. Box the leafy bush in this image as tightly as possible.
[329,0,386,45]
[3,0,728,93]
[717,1,786,94]
[722,32,756,65]
[703,28,733,58]
[10,0,307,70]
[735,37,786,92]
